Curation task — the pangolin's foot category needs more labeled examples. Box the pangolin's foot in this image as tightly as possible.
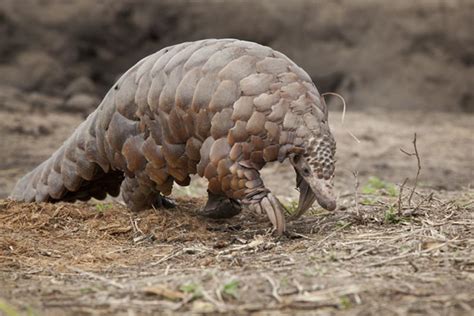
[121,176,176,211]
[248,193,287,235]
[200,191,242,219]
[153,194,176,209]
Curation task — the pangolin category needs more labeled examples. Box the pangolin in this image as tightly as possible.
[10,39,337,234]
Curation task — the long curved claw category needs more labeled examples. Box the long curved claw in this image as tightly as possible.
[256,193,287,235]
[288,175,316,221]
[247,203,262,215]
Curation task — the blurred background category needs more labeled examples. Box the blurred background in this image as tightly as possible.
[0,0,472,199]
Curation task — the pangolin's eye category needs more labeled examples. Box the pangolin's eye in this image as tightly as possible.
[303,167,311,176]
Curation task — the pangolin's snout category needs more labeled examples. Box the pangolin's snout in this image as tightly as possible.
[291,161,337,219]
[310,178,336,211]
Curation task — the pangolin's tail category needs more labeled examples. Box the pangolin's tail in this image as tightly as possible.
[9,109,124,203]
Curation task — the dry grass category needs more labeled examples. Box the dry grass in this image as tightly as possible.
[0,187,473,315]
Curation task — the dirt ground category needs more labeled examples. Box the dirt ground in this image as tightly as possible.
[0,109,472,316]
[0,0,473,315]
[0,186,473,315]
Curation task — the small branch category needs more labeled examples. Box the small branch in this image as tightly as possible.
[367,240,450,267]
[400,133,422,207]
[68,266,124,289]
[202,288,227,312]
[398,178,409,216]
[314,222,352,248]
[292,279,304,295]
[410,133,422,206]
[352,171,360,217]
[263,274,282,303]
[411,191,434,214]
[150,249,183,267]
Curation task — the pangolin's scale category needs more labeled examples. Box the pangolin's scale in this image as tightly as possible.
[11,39,329,229]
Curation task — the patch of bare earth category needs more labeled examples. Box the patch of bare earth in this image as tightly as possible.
[0,186,472,315]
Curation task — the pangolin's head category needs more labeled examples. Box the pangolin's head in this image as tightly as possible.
[289,95,337,218]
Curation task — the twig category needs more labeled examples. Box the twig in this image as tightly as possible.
[130,216,144,235]
[164,264,171,276]
[314,222,352,248]
[410,134,422,206]
[398,178,409,216]
[292,279,304,295]
[263,274,282,303]
[367,240,451,267]
[285,232,318,240]
[352,171,360,217]
[400,133,422,207]
[68,266,125,289]
[411,192,433,214]
[294,284,367,303]
[342,228,425,260]
[202,289,227,312]
[150,249,183,267]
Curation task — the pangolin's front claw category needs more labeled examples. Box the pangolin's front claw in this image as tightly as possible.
[257,193,287,235]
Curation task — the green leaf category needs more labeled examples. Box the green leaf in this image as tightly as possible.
[284,200,298,215]
[339,296,352,309]
[362,176,398,197]
[386,185,398,197]
[180,283,202,299]
[95,203,112,212]
[361,198,376,205]
[222,280,239,299]
[384,206,400,224]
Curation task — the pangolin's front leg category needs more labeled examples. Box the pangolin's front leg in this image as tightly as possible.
[228,161,287,234]
[200,151,287,233]
[200,190,242,219]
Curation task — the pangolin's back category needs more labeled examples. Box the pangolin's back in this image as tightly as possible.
[10,39,325,206]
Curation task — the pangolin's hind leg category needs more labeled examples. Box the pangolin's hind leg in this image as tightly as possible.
[120,176,175,211]
[200,190,242,219]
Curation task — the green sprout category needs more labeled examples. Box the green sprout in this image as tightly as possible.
[222,280,239,299]
[180,283,203,299]
[362,176,398,197]
[95,203,112,212]
[384,206,400,224]
[339,296,352,309]
[284,200,298,215]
